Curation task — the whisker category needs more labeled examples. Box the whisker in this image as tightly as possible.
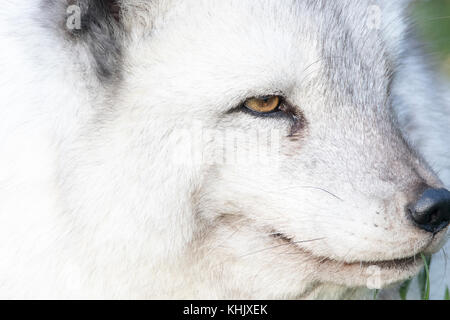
[237,237,326,259]
[280,185,344,201]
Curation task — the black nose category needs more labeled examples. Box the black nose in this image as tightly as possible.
[408,188,450,233]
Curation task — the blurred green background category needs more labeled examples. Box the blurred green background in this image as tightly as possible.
[412,0,450,76]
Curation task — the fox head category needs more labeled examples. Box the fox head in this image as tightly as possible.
[53,0,449,298]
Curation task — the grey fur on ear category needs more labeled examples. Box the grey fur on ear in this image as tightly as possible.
[107,0,121,22]
[64,0,122,33]
[65,0,124,81]
[41,0,124,81]
[74,0,123,81]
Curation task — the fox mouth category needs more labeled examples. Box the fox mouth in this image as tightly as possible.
[272,231,425,266]
[271,232,425,288]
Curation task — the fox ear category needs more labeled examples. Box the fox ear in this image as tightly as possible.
[64,0,124,81]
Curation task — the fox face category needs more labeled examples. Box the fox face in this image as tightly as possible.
[77,0,446,298]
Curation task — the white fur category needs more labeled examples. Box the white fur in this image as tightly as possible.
[0,0,448,299]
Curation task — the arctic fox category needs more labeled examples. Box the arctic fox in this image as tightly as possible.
[0,0,448,299]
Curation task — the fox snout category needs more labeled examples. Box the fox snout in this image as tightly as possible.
[407,188,450,233]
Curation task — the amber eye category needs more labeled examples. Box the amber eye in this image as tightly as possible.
[244,96,281,113]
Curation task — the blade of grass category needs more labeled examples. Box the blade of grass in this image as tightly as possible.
[420,253,431,300]
[418,266,427,298]
[445,287,449,300]
[399,278,413,300]
[373,289,379,300]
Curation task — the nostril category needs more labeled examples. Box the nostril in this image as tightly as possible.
[429,209,441,224]
[407,188,450,233]
[407,205,422,224]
